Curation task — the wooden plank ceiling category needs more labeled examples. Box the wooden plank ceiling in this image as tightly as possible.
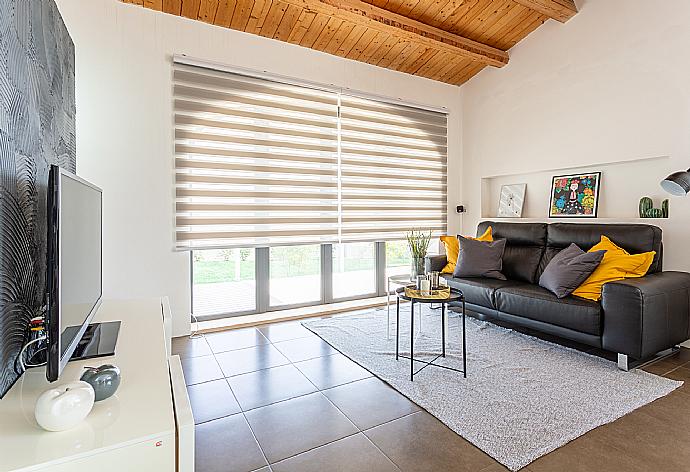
[123,0,577,85]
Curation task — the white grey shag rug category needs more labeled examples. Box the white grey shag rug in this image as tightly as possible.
[302,306,682,471]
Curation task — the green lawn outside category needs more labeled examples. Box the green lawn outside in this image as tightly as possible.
[194,257,408,284]
[193,242,412,285]
[193,260,255,284]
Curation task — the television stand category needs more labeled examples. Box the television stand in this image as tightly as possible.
[67,320,121,362]
[0,298,187,471]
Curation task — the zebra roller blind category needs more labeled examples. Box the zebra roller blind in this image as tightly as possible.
[174,61,447,249]
[174,63,340,249]
[339,95,447,242]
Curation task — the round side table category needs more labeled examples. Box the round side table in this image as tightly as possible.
[387,274,414,338]
[395,286,466,381]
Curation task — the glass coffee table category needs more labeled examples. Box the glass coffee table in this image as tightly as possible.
[395,286,466,381]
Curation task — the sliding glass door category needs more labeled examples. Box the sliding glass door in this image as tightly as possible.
[192,249,256,318]
[269,245,321,308]
[192,240,419,320]
[332,242,377,300]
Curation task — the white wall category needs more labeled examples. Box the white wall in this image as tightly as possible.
[54,0,463,336]
[461,0,690,272]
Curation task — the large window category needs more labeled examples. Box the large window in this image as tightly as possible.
[176,58,448,320]
[333,242,377,299]
[192,249,255,317]
[270,245,321,307]
[191,241,436,318]
[385,240,411,279]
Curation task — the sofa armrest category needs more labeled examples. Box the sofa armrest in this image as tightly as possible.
[425,254,447,274]
[601,271,690,359]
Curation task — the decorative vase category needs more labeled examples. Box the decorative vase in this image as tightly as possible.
[639,197,653,218]
[410,257,425,279]
[662,199,669,218]
[34,381,95,432]
[81,364,121,402]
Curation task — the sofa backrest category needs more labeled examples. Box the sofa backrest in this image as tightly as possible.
[540,223,663,276]
[477,221,663,283]
[477,221,547,283]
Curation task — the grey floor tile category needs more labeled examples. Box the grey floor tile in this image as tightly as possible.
[245,392,358,463]
[294,353,372,390]
[195,413,267,472]
[187,378,241,424]
[258,321,315,343]
[180,355,223,385]
[365,411,494,472]
[216,343,290,377]
[172,335,211,359]
[205,327,268,353]
[529,433,651,472]
[478,463,512,472]
[664,366,690,394]
[273,336,337,363]
[584,407,690,471]
[323,377,420,430]
[635,389,690,428]
[227,364,317,411]
[271,433,400,472]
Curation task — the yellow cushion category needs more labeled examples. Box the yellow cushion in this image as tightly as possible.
[440,226,493,274]
[572,235,655,301]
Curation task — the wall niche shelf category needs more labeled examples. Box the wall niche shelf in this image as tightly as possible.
[481,217,671,222]
[480,155,674,222]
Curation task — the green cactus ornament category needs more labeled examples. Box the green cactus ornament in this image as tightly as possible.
[639,197,669,218]
[639,197,654,218]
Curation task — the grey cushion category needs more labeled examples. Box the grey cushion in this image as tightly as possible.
[453,236,507,280]
[538,243,605,298]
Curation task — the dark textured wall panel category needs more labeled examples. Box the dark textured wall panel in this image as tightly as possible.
[0,0,75,398]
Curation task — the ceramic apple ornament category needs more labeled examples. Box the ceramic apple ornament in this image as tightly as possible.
[35,381,95,432]
[80,364,121,402]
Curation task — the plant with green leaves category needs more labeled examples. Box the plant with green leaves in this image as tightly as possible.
[406,229,432,259]
[406,229,432,277]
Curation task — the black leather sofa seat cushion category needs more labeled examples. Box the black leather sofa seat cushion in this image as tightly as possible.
[495,285,602,336]
[444,276,525,309]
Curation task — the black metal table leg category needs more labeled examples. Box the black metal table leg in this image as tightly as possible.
[396,296,400,360]
[393,289,465,381]
[442,302,446,357]
[410,300,414,381]
[462,297,467,378]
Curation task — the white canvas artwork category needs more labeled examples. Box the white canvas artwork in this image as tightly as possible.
[498,184,527,218]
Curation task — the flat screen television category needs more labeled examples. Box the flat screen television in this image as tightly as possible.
[45,166,117,382]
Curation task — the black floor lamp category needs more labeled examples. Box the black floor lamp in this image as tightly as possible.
[661,169,690,196]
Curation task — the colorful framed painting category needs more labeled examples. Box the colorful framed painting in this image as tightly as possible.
[549,172,601,218]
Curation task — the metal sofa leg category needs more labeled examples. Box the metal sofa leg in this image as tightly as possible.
[617,354,629,372]
[617,346,681,372]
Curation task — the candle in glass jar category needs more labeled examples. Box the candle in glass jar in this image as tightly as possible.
[420,279,430,295]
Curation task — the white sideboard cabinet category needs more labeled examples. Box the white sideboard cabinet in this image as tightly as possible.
[0,297,194,472]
